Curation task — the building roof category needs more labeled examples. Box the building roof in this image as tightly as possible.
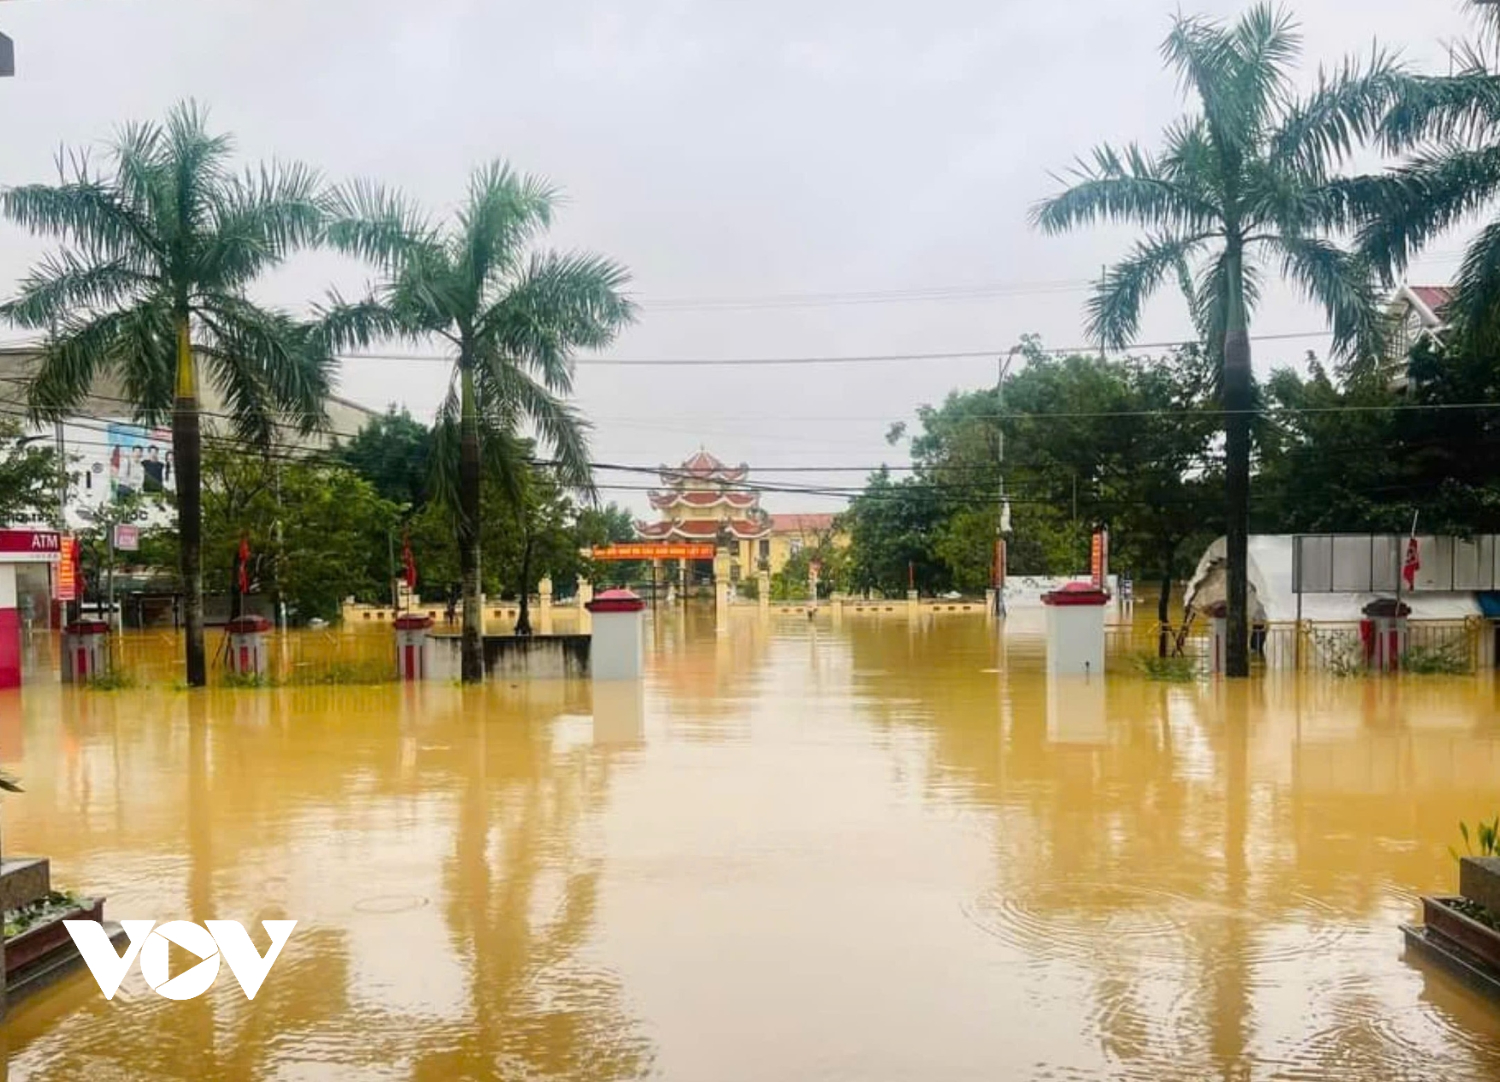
[769,513,838,535]
[1409,285,1453,319]
[648,489,760,511]
[659,449,750,486]
[636,517,772,541]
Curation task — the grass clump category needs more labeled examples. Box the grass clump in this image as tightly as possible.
[84,669,137,691]
[1132,653,1198,682]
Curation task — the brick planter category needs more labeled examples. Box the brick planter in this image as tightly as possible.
[4,897,104,976]
[1423,896,1500,973]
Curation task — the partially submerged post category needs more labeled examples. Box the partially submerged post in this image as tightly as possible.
[61,620,110,684]
[1041,582,1110,677]
[394,613,433,682]
[225,615,272,678]
[586,588,645,680]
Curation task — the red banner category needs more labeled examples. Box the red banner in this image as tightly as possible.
[591,543,716,561]
[55,536,77,601]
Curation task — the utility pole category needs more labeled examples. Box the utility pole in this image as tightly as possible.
[994,345,1021,618]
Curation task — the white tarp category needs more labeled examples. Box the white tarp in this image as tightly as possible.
[1185,535,1481,623]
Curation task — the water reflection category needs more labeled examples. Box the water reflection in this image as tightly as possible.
[1,620,1499,1079]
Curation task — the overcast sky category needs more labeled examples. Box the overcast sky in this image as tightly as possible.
[0,0,1482,516]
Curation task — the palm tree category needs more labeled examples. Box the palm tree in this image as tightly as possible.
[1032,4,1398,676]
[1354,2,1500,349]
[1,102,334,686]
[327,163,635,682]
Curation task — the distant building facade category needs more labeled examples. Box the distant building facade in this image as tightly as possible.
[0,347,377,528]
[1383,284,1452,389]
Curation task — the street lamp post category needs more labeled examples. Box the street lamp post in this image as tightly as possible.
[994,345,1022,618]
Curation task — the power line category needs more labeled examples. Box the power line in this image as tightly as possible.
[333,329,1336,368]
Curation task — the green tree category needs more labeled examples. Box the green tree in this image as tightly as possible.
[149,448,401,622]
[0,421,59,525]
[326,164,634,679]
[335,406,433,510]
[0,102,338,685]
[841,470,949,596]
[1032,5,1399,675]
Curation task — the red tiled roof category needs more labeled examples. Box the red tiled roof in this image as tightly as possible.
[659,450,749,486]
[648,489,759,510]
[636,518,772,541]
[1410,286,1453,317]
[769,513,838,535]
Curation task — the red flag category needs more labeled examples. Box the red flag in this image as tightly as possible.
[1402,535,1421,590]
[402,535,417,591]
[238,535,251,594]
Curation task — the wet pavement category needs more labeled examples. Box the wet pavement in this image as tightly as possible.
[3,611,1500,1080]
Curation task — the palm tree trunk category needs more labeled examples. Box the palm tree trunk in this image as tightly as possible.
[1223,245,1253,679]
[173,315,207,687]
[458,360,484,683]
[1157,539,1177,659]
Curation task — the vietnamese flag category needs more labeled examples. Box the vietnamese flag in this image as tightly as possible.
[238,535,251,594]
[1402,535,1421,590]
[402,534,417,591]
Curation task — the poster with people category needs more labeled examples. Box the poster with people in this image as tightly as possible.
[107,422,173,501]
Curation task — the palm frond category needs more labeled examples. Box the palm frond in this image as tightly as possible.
[1352,144,1500,282]
[203,160,326,289]
[22,307,141,423]
[197,296,332,440]
[1,178,160,263]
[1089,234,1210,348]
[163,100,234,242]
[457,161,559,296]
[478,251,636,393]
[1446,218,1500,352]
[325,178,439,273]
[1380,62,1500,152]
[312,289,409,353]
[0,250,151,330]
[1266,234,1384,362]
[1031,143,1218,235]
[473,357,594,496]
[1272,49,1408,180]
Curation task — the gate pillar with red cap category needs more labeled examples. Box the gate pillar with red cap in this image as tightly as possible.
[586,589,646,680]
[226,615,272,678]
[62,620,111,684]
[395,613,433,681]
[1041,581,1111,677]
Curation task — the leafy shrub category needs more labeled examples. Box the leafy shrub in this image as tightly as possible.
[1311,630,1365,677]
[1452,816,1500,863]
[1401,643,1473,675]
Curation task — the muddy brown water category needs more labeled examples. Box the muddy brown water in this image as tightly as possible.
[3,611,1500,1080]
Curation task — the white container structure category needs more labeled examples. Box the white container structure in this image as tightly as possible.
[1040,582,1110,677]
[226,615,272,678]
[1362,598,1410,672]
[586,588,646,680]
[395,613,433,681]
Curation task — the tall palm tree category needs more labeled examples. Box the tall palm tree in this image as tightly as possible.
[1032,4,1398,676]
[0,102,334,686]
[1355,2,1500,349]
[327,163,635,682]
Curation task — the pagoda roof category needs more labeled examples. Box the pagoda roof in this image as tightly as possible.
[659,449,749,486]
[648,489,760,511]
[636,517,772,541]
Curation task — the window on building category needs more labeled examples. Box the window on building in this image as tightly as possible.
[758,538,770,559]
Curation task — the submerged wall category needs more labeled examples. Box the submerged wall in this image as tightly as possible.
[427,633,590,680]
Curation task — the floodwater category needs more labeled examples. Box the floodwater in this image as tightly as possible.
[4,611,1500,1080]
